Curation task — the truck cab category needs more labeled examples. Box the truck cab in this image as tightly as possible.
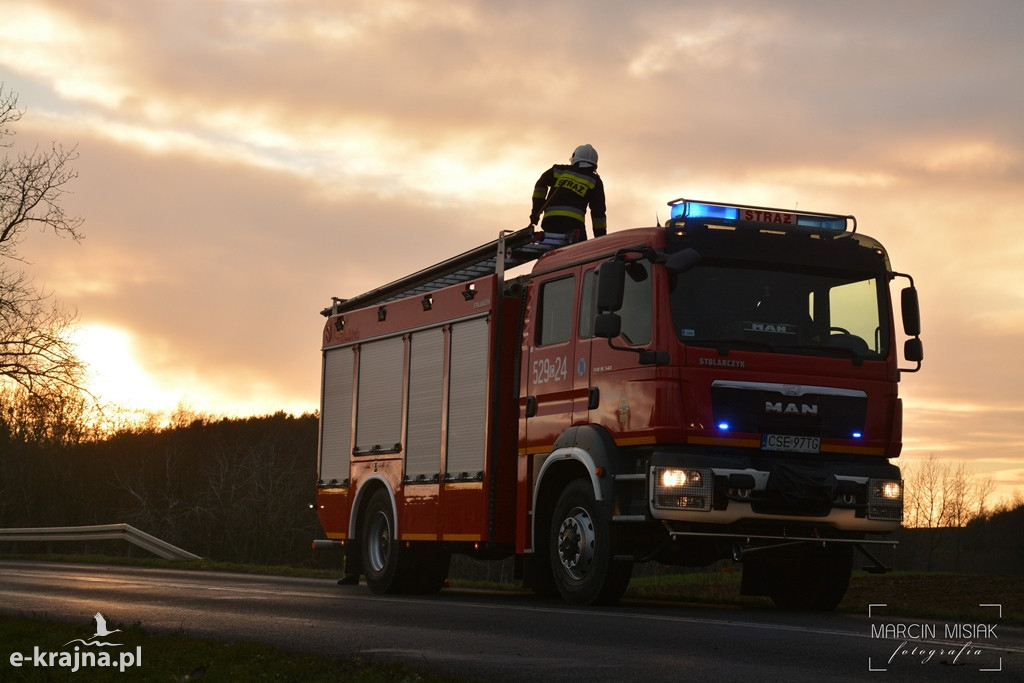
[518,199,922,607]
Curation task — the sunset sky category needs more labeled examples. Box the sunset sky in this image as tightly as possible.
[1,1,1021,499]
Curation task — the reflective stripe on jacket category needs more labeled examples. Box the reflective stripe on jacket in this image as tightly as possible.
[532,164,607,237]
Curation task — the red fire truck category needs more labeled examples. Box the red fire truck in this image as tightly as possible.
[315,197,923,608]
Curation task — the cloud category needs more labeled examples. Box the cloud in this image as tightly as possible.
[0,2,130,108]
[1,0,1021,505]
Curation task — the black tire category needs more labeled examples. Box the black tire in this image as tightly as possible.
[549,479,632,606]
[526,554,559,599]
[361,490,413,594]
[409,546,451,594]
[526,498,558,599]
[770,544,853,611]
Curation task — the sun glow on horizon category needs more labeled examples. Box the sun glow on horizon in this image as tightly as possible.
[72,323,180,413]
[72,323,315,420]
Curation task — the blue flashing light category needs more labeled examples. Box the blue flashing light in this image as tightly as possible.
[670,201,739,222]
[796,215,848,231]
[852,431,863,439]
[717,422,731,431]
[668,197,852,232]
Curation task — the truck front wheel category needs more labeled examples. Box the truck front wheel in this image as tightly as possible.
[549,479,632,605]
[769,544,853,611]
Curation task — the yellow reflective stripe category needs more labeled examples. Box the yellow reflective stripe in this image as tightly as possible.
[553,169,597,188]
[820,444,885,456]
[444,482,484,491]
[546,207,586,221]
[614,436,658,447]
[688,435,762,448]
[552,170,596,198]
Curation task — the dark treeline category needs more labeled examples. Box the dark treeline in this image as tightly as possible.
[0,411,322,565]
[894,505,1024,575]
[1,403,1022,575]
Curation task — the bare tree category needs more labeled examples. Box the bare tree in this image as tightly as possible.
[0,382,89,447]
[944,462,996,571]
[0,84,85,394]
[902,454,996,570]
[904,454,995,530]
[903,453,951,530]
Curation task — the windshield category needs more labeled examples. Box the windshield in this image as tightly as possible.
[669,264,889,360]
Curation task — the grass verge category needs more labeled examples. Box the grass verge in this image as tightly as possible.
[0,614,464,682]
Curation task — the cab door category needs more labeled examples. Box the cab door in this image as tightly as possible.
[523,270,579,451]
[572,266,600,423]
[585,258,654,436]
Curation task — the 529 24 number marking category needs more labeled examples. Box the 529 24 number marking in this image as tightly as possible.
[532,356,569,385]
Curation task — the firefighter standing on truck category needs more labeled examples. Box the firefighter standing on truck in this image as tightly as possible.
[530,144,607,242]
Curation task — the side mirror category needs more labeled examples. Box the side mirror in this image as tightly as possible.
[594,312,621,339]
[597,259,625,312]
[901,286,921,337]
[666,248,701,274]
[894,274,923,374]
[904,337,924,363]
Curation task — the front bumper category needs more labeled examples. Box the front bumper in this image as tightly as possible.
[646,451,903,534]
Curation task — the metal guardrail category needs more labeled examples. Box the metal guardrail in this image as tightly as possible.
[0,524,201,561]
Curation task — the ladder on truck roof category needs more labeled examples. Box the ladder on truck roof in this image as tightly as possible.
[320,225,569,316]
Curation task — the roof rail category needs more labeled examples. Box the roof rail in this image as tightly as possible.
[321,225,569,316]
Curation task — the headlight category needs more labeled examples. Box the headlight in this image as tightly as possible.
[660,468,700,488]
[867,478,903,521]
[652,467,713,512]
[876,480,902,500]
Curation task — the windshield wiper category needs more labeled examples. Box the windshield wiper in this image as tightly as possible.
[685,338,778,354]
[771,343,874,366]
[686,338,876,365]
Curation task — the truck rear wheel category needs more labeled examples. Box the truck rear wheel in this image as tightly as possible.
[361,489,413,594]
[550,479,632,605]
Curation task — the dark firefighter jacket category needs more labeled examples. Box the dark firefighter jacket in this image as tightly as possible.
[531,164,607,240]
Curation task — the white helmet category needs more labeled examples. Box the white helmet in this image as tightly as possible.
[570,144,598,168]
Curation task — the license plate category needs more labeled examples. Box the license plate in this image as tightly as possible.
[762,434,821,454]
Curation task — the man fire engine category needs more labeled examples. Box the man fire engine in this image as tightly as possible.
[315,197,923,609]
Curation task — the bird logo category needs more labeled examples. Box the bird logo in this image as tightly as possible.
[92,613,122,639]
[63,612,123,647]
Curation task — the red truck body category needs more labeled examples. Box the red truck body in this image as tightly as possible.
[316,198,922,607]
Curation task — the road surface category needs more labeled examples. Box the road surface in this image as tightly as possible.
[0,560,1020,681]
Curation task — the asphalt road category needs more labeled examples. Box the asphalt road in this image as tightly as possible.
[0,560,1020,681]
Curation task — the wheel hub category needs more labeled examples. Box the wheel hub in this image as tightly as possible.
[556,506,595,579]
[367,511,390,572]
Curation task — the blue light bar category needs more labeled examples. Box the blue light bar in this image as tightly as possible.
[670,201,739,222]
[668,198,853,232]
[796,215,848,231]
